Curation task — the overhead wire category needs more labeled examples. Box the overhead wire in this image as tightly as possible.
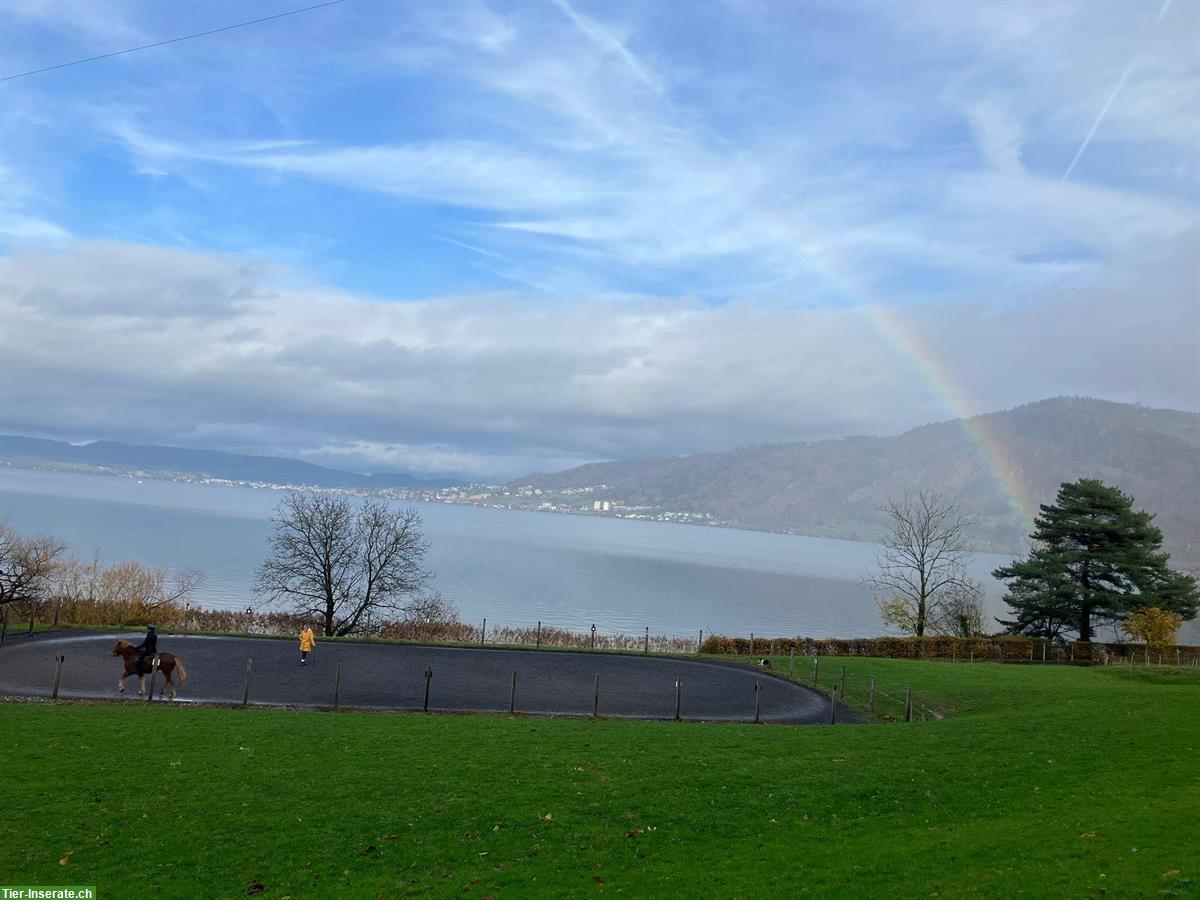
[1,0,347,82]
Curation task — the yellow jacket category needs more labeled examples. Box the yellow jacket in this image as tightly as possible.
[299,628,316,652]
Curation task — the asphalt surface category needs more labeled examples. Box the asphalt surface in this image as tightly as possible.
[0,630,864,725]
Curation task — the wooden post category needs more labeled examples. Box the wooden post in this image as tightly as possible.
[1070,642,1075,663]
[788,647,795,675]
[770,639,776,660]
[839,666,846,697]
[969,650,974,663]
[242,658,252,706]
[1041,641,1047,664]
[749,632,755,660]
[904,686,912,723]
[1,605,8,643]
[51,653,64,699]
[592,673,600,717]
[334,662,342,708]
[146,655,160,702]
[674,678,682,721]
[829,686,837,725]
[27,606,35,635]
[1176,648,1181,667]
[590,624,596,649]
[644,626,649,655]
[423,666,432,712]
[509,670,517,715]
[1030,641,1034,661]
[53,599,61,628]
[812,656,819,687]
[480,617,486,645]
[1145,646,1150,666]
[754,681,762,724]
[869,676,876,716]
[697,629,703,656]
[536,620,541,649]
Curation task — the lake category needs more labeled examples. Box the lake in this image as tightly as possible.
[5,466,1178,642]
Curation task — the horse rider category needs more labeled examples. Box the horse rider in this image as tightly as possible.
[134,624,158,673]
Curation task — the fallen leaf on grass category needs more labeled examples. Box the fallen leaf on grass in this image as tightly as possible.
[538,813,553,821]
[246,882,265,895]
[626,829,642,838]
[1163,870,1180,878]
[1081,832,1098,839]
[593,876,604,884]
[377,835,400,841]
[58,852,72,866]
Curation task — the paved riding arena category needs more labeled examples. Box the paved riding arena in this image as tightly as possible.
[0,630,863,725]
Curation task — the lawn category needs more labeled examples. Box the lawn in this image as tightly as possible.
[1,658,1197,898]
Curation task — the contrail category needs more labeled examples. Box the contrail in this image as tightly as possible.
[551,0,662,95]
[1061,0,1173,182]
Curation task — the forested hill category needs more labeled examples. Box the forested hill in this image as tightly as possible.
[0,436,461,490]
[512,398,1200,564]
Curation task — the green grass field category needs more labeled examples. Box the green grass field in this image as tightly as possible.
[2,658,1197,898]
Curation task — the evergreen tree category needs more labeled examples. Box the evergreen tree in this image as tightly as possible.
[994,479,1199,641]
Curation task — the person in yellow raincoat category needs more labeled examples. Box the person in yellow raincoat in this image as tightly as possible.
[299,625,316,665]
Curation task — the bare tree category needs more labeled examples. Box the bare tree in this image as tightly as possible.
[0,521,66,610]
[865,492,981,637]
[255,492,431,636]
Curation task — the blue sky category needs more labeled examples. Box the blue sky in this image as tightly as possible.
[1,0,1197,477]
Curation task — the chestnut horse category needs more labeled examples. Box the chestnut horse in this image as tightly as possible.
[111,640,188,699]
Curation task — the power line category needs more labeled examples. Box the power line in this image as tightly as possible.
[1,0,347,83]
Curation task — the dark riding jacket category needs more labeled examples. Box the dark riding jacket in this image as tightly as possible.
[135,632,158,657]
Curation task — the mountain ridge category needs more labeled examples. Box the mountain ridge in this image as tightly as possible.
[0,435,462,490]
[510,397,1200,564]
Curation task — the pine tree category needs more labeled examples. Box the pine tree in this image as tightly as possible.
[993,479,1199,641]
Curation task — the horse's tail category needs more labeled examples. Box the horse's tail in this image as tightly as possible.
[174,656,187,684]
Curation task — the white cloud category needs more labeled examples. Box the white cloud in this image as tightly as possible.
[1,239,1195,477]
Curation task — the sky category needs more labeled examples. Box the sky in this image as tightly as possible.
[0,0,1197,479]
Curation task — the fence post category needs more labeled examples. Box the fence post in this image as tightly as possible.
[334,662,342,708]
[812,656,819,687]
[1,605,8,643]
[789,647,795,675]
[839,666,846,697]
[969,649,974,663]
[754,680,762,724]
[423,666,433,712]
[479,617,486,645]
[770,639,776,659]
[51,653,64,699]
[869,676,876,716]
[592,673,600,717]
[1176,648,1181,667]
[1041,642,1047,664]
[644,626,649,655]
[830,686,837,725]
[697,629,703,656]
[749,632,755,660]
[53,599,61,628]
[147,655,160,702]
[1145,646,1150,666]
[27,606,35,635]
[536,621,541,649]
[904,686,912,723]
[1070,642,1075,663]
[509,670,517,715]
[242,658,252,706]
[675,678,682,721]
[590,624,596,649]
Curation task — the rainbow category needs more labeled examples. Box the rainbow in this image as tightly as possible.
[863,304,1037,525]
[772,233,1038,526]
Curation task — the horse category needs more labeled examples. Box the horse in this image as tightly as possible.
[111,639,188,699]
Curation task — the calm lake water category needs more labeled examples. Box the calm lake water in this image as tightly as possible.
[6,466,1178,642]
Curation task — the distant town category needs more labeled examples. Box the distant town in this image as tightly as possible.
[2,458,728,528]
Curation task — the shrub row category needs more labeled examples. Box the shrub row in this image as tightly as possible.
[700,634,1200,664]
